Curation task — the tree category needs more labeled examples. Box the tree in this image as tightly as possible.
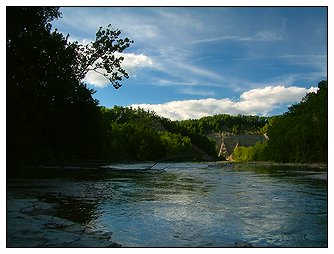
[7,7,133,167]
[232,81,327,163]
[72,24,133,89]
[267,80,327,163]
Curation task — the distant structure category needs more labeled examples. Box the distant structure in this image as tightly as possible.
[208,132,267,160]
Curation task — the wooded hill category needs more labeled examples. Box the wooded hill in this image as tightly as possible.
[97,106,269,162]
[232,80,328,163]
[99,80,328,164]
[7,7,327,168]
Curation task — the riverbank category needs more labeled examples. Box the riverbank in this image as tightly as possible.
[215,160,327,170]
[7,192,121,247]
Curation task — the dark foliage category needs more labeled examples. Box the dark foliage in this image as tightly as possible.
[99,106,216,162]
[7,7,131,167]
[7,7,327,168]
[232,80,328,163]
[175,114,268,135]
[266,80,328,163]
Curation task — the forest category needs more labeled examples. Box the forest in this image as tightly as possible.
[7,7,328,169]
[232,80,328,163]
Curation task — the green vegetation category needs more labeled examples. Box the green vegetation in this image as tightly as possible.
[232,80,328,163]
[232,142,268,162]
[175,114,268,135]
[99,106,216,161]
[7,7,327,169]
[7,7,132,167]
[97,106,272,162]
[6,7,217,166]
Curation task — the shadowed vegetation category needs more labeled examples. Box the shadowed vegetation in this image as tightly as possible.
[232,80,327,163]
[7,7,327,170]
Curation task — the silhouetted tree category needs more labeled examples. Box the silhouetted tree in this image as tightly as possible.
[7,7,133,167]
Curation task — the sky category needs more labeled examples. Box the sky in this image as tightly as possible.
[52,7,327,120]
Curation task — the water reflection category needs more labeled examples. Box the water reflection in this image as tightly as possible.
[7,162,327,247]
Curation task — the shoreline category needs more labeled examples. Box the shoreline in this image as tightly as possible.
[32,160,328,168]
[227,161,328,170]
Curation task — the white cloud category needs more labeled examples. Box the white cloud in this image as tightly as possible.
[84,69,110,88]
[130,85,318,120]
[54,7,327,101]
[240,86,316,105]
[256,30,282,41]
[83,53,153,88]
[178,88,215,96]
[154,9,204,31]
[191,30,281,45]
[115,53,154,71]
[127,24,159,39]
[153,78,199,87]
[175,63,223,81]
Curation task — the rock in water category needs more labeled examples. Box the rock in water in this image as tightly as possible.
[235,241,253,247]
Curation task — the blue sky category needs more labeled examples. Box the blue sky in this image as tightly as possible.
[52,7,327,120]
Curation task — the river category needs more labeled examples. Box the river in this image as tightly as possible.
[7,162,327,247]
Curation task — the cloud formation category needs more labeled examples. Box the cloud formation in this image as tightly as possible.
[83,53,153,88]
[130,85,317,120]
[178,87,215,96]
[191,30,282,45]
[54,7,327,108]
[115,53,154,70]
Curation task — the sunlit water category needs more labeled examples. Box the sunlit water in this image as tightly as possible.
[8,162,327,247]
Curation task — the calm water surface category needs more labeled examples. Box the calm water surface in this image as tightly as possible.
[8,162,327,247]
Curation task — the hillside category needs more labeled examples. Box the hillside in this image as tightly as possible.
[232,80,327,163]
[97,106,269,162]
[207,132,267,160]
[220,134,267,159]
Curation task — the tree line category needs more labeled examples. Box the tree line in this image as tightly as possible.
[81,106,270,162]
[232,80,328,163]
[174,114,268,135]
[99,106,217,161]
[7,7,327,169]
[7,7,269,168]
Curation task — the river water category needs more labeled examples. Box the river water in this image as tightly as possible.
[7,162,327,247]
